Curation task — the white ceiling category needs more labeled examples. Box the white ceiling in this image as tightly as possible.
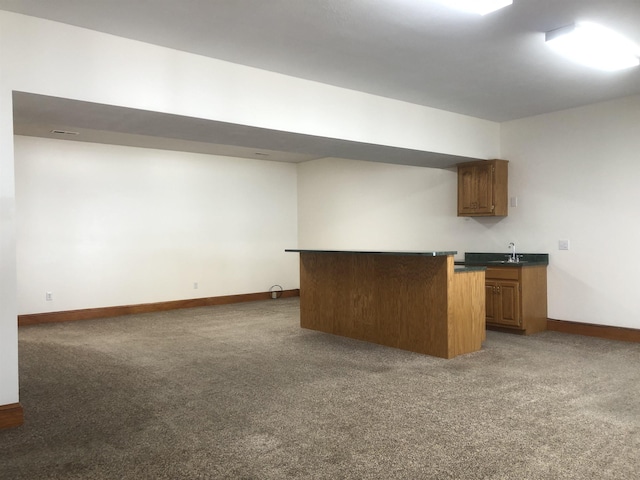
[4,0,640,166]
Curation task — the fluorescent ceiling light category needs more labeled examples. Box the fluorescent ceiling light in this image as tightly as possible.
[437,0,512,16]
[545,22,640,71]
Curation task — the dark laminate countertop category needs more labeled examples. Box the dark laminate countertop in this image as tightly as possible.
[285,249,456,256]
[460,252,549,267]
[285,249,490,274]
[454,265,486,273]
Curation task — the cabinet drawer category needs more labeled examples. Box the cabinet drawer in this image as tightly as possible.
[485,267,519,281]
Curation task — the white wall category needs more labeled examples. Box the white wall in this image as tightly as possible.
[298,95,640,329]
[501,95,640,328]
[15,136,299,314]
[0,10,500,407]
[297,157,518,254]
[0,90,19,407]
[298,157,467,252]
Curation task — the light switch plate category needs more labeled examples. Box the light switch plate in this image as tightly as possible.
[559,239,570,250]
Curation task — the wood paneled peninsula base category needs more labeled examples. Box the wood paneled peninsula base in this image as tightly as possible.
[286,250,486,359]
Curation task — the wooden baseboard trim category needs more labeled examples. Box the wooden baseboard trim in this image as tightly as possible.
[18,289,300,326]
[547,318,640,343]
[0,403,24,429]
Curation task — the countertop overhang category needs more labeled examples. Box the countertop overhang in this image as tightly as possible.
[286,249,456,256]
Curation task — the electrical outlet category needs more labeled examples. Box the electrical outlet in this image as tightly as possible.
[193,282,198,290]
[559,239,570,250]
[46,291,53,301]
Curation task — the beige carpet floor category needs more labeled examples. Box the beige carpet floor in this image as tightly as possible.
[1,298,639,479]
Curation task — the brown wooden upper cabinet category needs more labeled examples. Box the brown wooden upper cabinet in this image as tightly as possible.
[457,159,508,217]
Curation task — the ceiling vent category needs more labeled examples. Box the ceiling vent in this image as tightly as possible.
[50,129,79,135]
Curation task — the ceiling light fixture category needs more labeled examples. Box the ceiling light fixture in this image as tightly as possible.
[436,0,512,16]
[545,22,640,71]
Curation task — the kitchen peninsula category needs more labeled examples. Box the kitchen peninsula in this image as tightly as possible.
[286,249,486,359]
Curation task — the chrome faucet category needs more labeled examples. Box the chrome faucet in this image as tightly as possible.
[508,242,517,263]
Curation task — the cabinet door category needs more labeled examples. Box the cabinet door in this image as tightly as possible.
[485,281,497,323]
[458,165,478,214]
[457,163,495,215]
[494,281,521,327]
[473,163,494,214]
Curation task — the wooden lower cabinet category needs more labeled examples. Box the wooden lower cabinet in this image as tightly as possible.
[485,265,547,334]
[486,280,520,327]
